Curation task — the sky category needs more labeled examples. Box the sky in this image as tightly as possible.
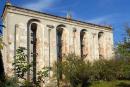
[0,0,130,45]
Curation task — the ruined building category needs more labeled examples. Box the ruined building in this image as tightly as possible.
[1,3,114,83]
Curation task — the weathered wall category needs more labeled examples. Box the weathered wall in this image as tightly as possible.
[2,6,114,76]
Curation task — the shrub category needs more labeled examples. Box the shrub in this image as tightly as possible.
[54,54,92,87]
[54,53,130,87]
[13,47,50,87]
[0,76,19,87]
[13,47,31,80]
[91,59,119,81]
[116,58,130,80]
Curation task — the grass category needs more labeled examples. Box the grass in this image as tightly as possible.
[89,80,130,87]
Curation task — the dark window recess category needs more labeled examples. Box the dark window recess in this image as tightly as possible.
[80,29,87,58]
[30,23,37,84]
[56,26,65,80]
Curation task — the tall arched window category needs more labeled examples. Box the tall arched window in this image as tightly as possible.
[73,28,77,54]
[56,24,66,80]
[30,23,37,83]
[80,29,88,58]
[27,19,40,84]
[98,32,104,58]
[56,24,66,62]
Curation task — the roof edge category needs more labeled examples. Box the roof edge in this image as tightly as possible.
[1,4,11,20]
[2,5,112,30]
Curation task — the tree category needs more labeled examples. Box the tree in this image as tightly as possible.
[117,24,130,58]
[54,54,93,87]
[13,47,50,87]
[116,24,130,80]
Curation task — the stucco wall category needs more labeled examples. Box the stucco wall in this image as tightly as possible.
[2,6,114,76]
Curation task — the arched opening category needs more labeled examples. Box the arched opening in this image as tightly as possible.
[80,29,88,59]
[56,24,66,62]
[27,19,40,83]
[73,28,77,54]
[30,23,37,83]
[98,32,104,58]
[56,24,66,80]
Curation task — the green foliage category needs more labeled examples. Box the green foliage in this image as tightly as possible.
[36,67,50,87]
[62,54,91,87]
[13,47,31,80]
[12,47,50,87]
[116,24,130,79]
[54,53,130,87]
[117,43,130,58]
[0,36,3,49]
[91,59,119,81]
[0,76,19,87]
[54,54,92,87]
[117,25,130,58]
[116,59,130,80]
[89,80,130,87]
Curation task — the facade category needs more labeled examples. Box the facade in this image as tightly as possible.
[2,4,114,79]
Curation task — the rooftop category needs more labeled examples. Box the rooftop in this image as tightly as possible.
[2,4,112,30]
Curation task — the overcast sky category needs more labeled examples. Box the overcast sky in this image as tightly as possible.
[0,0,130,45]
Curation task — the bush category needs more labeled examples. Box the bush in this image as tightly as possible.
[0,76,19,87]
[13,47,50,87]
[13,47,31,80]
[54,54,130,87]
[91,59,119,81]
[116,58,130,80]
[54,54,93,87]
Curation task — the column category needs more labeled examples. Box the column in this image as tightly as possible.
[92,32,99,60]
[46,25,54,77]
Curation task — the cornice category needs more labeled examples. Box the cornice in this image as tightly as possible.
[1,5,8,20]
[3,5,112,31]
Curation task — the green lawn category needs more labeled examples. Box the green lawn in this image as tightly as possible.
[89,80,130,87]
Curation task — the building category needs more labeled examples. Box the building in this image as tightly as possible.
[1,3,114,84]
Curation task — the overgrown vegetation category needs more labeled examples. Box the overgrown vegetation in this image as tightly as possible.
[0,76,19,87]
[14,47,50,87]
[54,54,130,87]
[0,47,50,87]
[1,25,130,87]
[116,24,130,58]
[13,47,31,81]
[90,80,130,87]
[52,25,130,87]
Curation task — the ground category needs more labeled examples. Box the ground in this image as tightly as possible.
[89,80,130,87]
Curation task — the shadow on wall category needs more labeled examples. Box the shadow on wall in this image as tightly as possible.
[0,50,5,81]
